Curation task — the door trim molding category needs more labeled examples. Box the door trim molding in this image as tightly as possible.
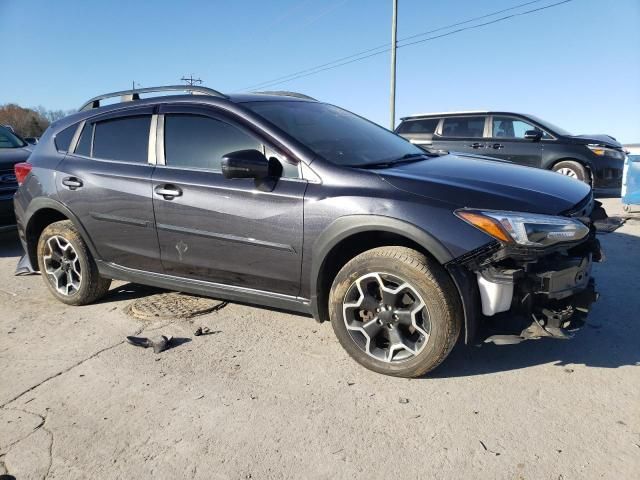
[156,222,296,253]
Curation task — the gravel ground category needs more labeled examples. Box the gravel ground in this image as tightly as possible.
[0,197,638,479]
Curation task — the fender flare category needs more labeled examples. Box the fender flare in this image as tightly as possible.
[308,215,454,321]
[23,197,101,267]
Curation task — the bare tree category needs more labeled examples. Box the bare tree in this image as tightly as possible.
[0,104,49,137]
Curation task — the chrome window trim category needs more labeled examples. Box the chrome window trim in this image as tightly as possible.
[148,114,158,165]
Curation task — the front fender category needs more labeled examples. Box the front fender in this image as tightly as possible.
[308,214,454,321]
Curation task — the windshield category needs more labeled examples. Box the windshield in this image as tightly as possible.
[526,115,573,136]
[243,101,424,167]
[0,125,27,149]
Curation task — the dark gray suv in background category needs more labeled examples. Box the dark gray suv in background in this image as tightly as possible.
[396,111,625,189]
[13,86,604,377]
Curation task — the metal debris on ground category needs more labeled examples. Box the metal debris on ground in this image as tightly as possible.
[126,335,173,353]
[127,292,228,320]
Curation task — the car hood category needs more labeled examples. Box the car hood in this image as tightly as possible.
[374,153,591,215]
[569,134,622,148]
[0,147,31,169]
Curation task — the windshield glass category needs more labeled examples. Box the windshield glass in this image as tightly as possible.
[526,115,573,136]
[243,101,424,167]
[0,126,27,148]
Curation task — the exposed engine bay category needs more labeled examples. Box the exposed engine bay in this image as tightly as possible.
[448,195,606,345]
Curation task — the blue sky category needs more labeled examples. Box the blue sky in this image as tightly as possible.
[1,0,638,142]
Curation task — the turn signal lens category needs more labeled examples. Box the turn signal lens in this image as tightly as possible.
[455,210,512,243]
[14,162,32,185]
[455,209,590,247]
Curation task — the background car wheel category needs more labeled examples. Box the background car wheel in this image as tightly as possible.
[37,220,111,305]
[328,246,462,378]
[552,160,589,184]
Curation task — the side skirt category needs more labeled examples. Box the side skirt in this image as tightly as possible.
[97,261,313,317]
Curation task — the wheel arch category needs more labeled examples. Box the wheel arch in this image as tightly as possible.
[24,198,100,270]
[308,215,455,326]
[549,157,593,185]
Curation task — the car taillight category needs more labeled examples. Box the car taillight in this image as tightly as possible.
[14,162,32,185]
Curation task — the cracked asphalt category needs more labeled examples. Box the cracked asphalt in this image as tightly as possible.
[0,197,638,479]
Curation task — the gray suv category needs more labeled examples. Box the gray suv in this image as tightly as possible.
[13,86,604,377]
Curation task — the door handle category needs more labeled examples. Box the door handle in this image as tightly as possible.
[469,143,485,149]
[155,184,182,200]
[492,143,505,149]
[62,176,83,190]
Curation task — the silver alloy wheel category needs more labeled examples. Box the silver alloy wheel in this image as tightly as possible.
[556,167,578,178]
[43,235,82,296]
[342,272,430,363]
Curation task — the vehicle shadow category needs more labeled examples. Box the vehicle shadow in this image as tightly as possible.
[431,227,639,378]
[99,283,165,304]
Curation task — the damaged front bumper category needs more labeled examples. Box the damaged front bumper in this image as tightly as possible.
[448,202,606,345]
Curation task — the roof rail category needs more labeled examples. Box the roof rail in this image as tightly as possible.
[401,110,489,120]
[79,85,228,111]
[253,90,317,101]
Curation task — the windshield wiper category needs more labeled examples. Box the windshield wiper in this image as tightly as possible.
[354,153,431,169]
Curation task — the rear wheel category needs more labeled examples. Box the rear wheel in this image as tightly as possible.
[328,246,461,378]
[552,160,589,184]
[37,220,111,305]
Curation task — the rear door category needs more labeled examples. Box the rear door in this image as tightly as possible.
[151,105,306,296]
[486,115,544,167]
[431,115,489,155]
[56,107,161,272]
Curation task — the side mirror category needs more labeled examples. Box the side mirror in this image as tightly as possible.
[221,149,270,179]
[524,130,543,141]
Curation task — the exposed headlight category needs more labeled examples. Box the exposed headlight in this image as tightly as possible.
[587,144,625,160]
[455,209,590,247]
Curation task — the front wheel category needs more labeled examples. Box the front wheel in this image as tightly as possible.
[552,160,589,184]
[328,247,462,378]
[37,220,111,305]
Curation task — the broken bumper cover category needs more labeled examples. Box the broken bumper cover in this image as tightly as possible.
[448,222,604,345]
[476,255,600,344]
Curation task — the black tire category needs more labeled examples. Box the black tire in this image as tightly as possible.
[37,220,111,305]
[552,160,589,184]
[329,246,462,378]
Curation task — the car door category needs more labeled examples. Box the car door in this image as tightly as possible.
[151,105,306,296]
[430,115,489,155]
[486,116,544,167]
[56,107,162,272]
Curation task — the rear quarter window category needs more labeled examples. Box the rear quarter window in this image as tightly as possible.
[54,125,77,152]
[397,118,439,134]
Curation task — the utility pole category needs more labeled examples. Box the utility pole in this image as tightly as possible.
[389,0,398,130]
[181,74,203,86]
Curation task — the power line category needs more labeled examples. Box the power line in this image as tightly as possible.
[242,0,571,91]
[244,0,548,91]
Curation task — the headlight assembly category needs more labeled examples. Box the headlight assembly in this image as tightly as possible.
[455,209,590,247]
[587,144,625,160]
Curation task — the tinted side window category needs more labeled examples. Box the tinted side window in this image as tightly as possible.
[440,116,486,138]
[492,116,551,139]
[54,125,77,152]
[164,114,261,171]
[397,118,439,134]
[92,116,150,163]
[75,124,93,156]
